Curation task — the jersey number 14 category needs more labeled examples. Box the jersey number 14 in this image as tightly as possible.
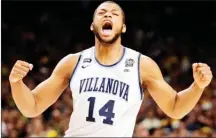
[86,97,115,125]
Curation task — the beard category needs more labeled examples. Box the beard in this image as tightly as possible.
[92,24,122,45]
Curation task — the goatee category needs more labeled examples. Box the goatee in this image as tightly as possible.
[93,25,121,45]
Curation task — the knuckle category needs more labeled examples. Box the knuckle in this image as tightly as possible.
[14,67,18,71]
[15,62,19,66]
[14,64,19,68]
[24,70,29,74]
[10,71,15,75]
[204,66,208,69]
[12,68,16,72]
[17,60,22,63]
[202,63,207,65]
[25,67,30,72]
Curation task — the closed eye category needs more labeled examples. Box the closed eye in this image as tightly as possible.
[113,13,119,16]
[98,12,105,15]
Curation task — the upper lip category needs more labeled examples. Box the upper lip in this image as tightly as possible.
[102,19,113,26]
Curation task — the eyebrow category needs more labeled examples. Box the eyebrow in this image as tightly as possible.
[98,8,120,13]
[111,9,120,13]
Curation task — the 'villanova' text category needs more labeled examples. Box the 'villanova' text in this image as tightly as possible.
[79,77,129,101]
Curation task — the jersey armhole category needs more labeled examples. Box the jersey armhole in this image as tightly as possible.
[137,53,143,100]
[69,53,82,88]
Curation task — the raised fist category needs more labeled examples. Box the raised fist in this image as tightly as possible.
[192,63,213,89]
[9,60,33,83]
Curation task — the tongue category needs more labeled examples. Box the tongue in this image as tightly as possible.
[102,29,112,36]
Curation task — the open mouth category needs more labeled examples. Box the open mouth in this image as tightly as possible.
[101,22,113,36]
[102,22,112,31]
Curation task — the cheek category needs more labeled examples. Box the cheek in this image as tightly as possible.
[113,19,123,30]
[113,24,123,32]
[93,17,102,26]
[92,23,99,30]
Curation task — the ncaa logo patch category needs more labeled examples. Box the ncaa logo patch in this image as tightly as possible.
[83,58,92,63]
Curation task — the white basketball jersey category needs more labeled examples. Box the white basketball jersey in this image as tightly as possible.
[65,46,144,137]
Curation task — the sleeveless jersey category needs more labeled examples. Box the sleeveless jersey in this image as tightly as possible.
[65,46,144,137]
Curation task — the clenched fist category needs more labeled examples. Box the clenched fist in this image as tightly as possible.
[9,60,33,83]
[193,63,213,89]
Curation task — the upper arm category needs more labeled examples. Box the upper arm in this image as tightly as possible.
[140,55,177,117]
[32,53,80,114]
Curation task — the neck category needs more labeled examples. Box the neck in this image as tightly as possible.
[95,37,123,65]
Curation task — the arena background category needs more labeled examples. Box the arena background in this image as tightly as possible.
[1,0,216,137]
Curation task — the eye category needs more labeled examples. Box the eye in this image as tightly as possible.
[98,12,105,15]
[113,13,119,16]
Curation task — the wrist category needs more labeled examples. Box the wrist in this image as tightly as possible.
[193,82,205,91]
[10,79,23,85]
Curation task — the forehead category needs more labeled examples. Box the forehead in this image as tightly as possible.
[96,2,122,12]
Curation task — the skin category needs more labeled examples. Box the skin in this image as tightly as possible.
[9,1,213,120]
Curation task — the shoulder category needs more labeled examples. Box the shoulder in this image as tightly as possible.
[62,52,82,64]
[59,52,82,68]
[62,46,94,66]
[52,52,82,80]
[124,47,156,66]
[139,54,163,83]
[124,47,140,56]
[140,54,157,67]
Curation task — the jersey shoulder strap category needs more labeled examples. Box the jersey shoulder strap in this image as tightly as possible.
[80,46,94,59]
[124,47,141,66]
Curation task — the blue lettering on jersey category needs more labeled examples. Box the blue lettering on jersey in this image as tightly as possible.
[79,77,129,101]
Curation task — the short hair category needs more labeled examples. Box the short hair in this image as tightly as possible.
[93,1,125,23]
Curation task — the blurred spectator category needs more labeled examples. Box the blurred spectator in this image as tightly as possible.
[139,109,161,130]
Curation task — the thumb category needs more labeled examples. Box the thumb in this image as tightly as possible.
[192,63,198,73]
[29,64,34,70]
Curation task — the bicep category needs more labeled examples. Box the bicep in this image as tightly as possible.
[32,54,79,114]
[140,55,177,116]
[32,74,68,112]
[147,78,176,112]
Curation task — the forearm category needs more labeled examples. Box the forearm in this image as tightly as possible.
[173,82,204,118]
[10,80,37,117]
[140,56,212,120]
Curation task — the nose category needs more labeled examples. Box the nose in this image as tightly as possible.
[104,12,112,18]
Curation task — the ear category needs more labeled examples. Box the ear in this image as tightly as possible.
[122,24,126,33]
[90,23,94,31]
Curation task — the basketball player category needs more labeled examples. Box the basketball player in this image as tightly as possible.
[9,1,213,137]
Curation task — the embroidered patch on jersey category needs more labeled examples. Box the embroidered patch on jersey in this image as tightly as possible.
[83,58,92,63]
[125,58,134,67]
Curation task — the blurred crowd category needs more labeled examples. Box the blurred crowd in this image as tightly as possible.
[2,1,216,137]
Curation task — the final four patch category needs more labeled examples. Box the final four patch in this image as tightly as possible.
[125,58,134,67]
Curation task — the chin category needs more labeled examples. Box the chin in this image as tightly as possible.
[101,37,114,42]
[95,30,120,45]
[101,38,116,44]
